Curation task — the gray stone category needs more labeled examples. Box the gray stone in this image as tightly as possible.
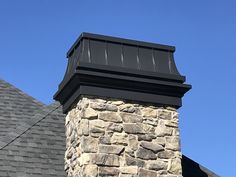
[147,161,167,171]
[99,145,124,155]
[119,104,135,113]
[125,155,145,167]
[138,168,157,177]
[120,112,142,123]
[168,158,182,175]
[158,110,172,120]
[99,136,111,144]
[165,136,180,151]
[137,134,153,141]
[136,147,156,160]
[140,141,164,153]
[92,153,120,167]
[99,112,122,123]
[157,150,175,159]
[123,123,144,134]
[107,123,123,132]
[81,136,98,153]
[98,167,119,176]
[78,119,89,136]
[128,135,138,150]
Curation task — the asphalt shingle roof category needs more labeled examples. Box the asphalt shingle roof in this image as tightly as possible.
[0,79,66,177]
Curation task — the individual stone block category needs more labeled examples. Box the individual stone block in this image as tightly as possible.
[120,166,138,174]
[142,124,155,134]
[142,107,157,118]
[128,135,138,151]
[111,133,128,145]
[143,117,158,126]
[136,147,156,160]
[123,123,144,134]
[140,141,164,153]
[107,123,123,132]
[146,160,167,171]
[120,112,142,123]
[99,112,122,123]
[99,145,124,155]
[168,158,182,175]
[155,125,173,137]
[82,165,98,177]
[98,167,120,176]
[91,153,120,167]
[81,136,98,153]
[165,136,180,151]
[99,136,111,144]
[137,134,154,141]
[81,108,98,119]
[138,168,157,177]
[79,153,91,165]
[119,104,136,113]
[157,150,175,159]
[125,155,145,167]
[78,119,89,136]
[158,109,172,120]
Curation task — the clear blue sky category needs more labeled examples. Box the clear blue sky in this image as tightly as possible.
[0,1,234,176]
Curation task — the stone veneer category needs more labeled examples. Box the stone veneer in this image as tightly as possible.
[65,96,182,177]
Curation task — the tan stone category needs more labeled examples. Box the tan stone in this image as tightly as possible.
[78,119,89,136]
[128,135,138,151]
[119,104,135,113]
[120,166,138,174]
[120,112,142,123]
[79,153,91,165]
[99,112,122,123]
[81,136,98,153]
[142,107,157,118]
[111,133,128,145]
[168,158,182,175]
[81,108,98,119]
[138,168,157,177]
[82,165,98,177]
[158,109,172,120]
[165,136,180,151]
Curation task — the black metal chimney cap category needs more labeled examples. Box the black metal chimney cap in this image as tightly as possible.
[54,33,191,113]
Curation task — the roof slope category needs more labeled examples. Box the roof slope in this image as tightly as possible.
[0,79,66,177]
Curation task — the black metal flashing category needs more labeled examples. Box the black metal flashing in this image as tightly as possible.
[54,33,191,113]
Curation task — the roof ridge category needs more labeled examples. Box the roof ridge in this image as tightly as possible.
[0,102,62,150]
[0,78,46,107]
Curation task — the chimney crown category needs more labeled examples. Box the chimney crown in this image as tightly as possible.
[54,33,191,113]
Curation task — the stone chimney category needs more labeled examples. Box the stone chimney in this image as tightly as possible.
[54,33,191,177]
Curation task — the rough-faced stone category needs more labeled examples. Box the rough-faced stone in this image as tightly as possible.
[111,133,128,145]
[158,109,172,120]
[107,123,123,132]
[119,104,136,113]
[99,145,124,155]
[165,136,180,151]
[140,142,164,153]
[157,150,175,159]
[120,112,142,123]
[125,155,145,167]
[142,107,157,118]
[99,136,111,145]
[128,135,138,151]
[138,168,157,177]
[120,166,138,174]
[168,158,182,175]
[99,112,122,123]
[98,167,120,176]
[92,153,120,167]
[81,108,98,119]
[78,119,89,136]
[81,136,98,153]
[136,147,157,160]
[82,165,98,177]
[147,161,167,171]
[123,123,144,134]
